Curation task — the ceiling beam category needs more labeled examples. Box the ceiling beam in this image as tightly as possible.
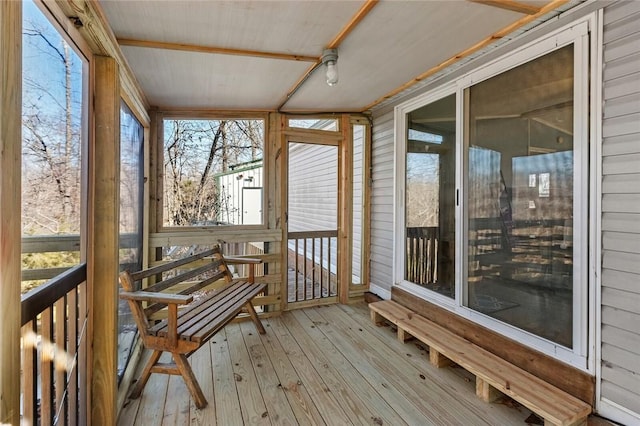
[469,0,542,15]
[117,38,318,62]
[277,0,380,111]
[327,0,380,48]
[363,0,569,111]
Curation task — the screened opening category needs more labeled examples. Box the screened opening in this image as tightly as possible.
[117,101,144,382]
[21,0,86,292]
[288,118,339,131]
[162,119,264,227]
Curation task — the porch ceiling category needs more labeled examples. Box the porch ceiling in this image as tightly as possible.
[99,0,561,112]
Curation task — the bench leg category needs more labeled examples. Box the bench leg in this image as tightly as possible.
[245,301,266,334]
[429,348,454,368]
[397,327,413,342]
[476,377,502,402]
[173,353,208,409]
[130,350,162,399]
[371,309,384,325]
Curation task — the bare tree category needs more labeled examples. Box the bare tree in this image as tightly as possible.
[22,20,82,235]
[163,119,264,226]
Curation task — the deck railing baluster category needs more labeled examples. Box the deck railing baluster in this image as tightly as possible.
[287,230,338,304]
[21,263,87,426]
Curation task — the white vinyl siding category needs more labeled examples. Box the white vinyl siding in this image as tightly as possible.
[288,143,337,232]
[216,164,263,225]
[287,143,338,275]
[600,0,640,421]
[369,110,395,296]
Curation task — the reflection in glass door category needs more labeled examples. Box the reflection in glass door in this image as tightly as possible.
[406,94,456,298]
[465,45,575,348]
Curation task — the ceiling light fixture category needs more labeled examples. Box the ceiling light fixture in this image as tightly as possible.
[321,48,339,86]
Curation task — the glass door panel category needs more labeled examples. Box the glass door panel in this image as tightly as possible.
[406,94,456,298]
[465,45,574,348]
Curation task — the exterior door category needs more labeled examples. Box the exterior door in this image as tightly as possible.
[286,141,339,306]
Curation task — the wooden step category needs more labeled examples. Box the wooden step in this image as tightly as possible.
[369,300,591,426]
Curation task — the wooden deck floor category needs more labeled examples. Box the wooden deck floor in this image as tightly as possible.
[116,303,566,425]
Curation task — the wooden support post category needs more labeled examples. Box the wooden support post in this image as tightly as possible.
[0,2,22,424]
[476,377,502,402]
[338,114,353,304]
[397,327,413,343]
[91,56,120,426]
[428,348,453,368]
[370,309,383,325]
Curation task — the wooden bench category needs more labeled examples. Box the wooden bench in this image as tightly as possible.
[119,245,266,409]
[369,300,591,426]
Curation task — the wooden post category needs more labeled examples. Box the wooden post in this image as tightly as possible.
[277,113,288,312]
[362,121,372,288]
[90,56,120,425]
[0,2,22,424]
[338,115,353,304]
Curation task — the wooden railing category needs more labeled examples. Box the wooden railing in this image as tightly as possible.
[287,230,338,303]
[21,263,89,426]
[406,227,439,285]
[22,234,138,282]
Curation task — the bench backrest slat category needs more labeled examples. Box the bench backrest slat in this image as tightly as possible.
[146,261,223,294]
[130,247,219,282]
[143,264,228,317]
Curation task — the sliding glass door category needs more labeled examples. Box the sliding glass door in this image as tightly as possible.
[396,22,591,364]
[465,45,575,348]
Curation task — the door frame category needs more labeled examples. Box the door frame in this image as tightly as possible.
[392,16,597,371]
[281,116,353,310]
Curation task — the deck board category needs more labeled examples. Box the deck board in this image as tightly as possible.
[118,303,543,425]
[265,316,354,425]
[239,320,300,425]
[289,308,406,425]
[248,320,326,425]
[314,305,481,425]
[188,340,214,425]
[162,375,190,425]
[211,328,243,425]
[225,323,271,425]
[136,353,171,426]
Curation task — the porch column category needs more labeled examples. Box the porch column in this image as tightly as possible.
[0,2,22,424]
[338,115,353,303]
[91,56,120,425]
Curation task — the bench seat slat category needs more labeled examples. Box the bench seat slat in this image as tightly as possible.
[149,281,250,335]
[177,283,260,338]
[149,282,266,343]
[185,284,265,342]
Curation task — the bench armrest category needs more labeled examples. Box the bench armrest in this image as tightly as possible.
[223,256,262,265]
[119,290,193,305]
[223,256,262,283]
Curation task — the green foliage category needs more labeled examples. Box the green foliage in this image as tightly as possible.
[21,250,81,294]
